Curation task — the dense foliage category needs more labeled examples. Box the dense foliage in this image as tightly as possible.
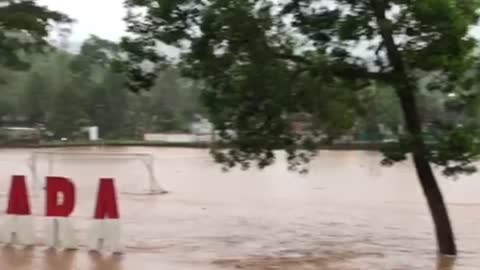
[122,0,480,175]
[0,0,69,71]
[0,36,204,140]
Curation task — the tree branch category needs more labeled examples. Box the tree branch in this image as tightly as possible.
[273,51,391,82]
[274,52,313,65]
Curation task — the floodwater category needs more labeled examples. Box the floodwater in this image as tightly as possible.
[0,147,478,270]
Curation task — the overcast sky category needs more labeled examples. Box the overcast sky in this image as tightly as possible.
[38,0,127,42]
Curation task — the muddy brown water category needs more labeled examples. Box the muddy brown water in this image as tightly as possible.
[0,147,478,270]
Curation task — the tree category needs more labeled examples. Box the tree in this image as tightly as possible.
[122,0,480,255]
[100,71,129,137]
[0,0,70,126]
[70,35,122,80]
[0,0,70,71]
[85,71,129,138]
[66,35,130,139]
[48,83,88,139]
[0,67,22,118]
[148,69,203,132]
[22,72,50,124]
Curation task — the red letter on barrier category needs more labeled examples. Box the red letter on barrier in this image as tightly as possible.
[6,175,31,215]
[94,178,119,219]
[46,176,76,217]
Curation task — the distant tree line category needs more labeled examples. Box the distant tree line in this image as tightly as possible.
[0,34,469,143]
[0,36,204,140]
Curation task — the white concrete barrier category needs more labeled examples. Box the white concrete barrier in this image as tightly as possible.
[45,217,78,250]
[0,215,35,246]
[87,219,123,254]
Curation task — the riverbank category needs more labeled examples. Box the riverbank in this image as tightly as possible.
[0,140,388,151]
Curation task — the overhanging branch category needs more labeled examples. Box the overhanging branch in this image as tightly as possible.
[274,52,313,65]
[273,52,391,82]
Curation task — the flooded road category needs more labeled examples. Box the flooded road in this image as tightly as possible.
[0,147,478,269]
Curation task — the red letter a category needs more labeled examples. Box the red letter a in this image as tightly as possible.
[46,176,76,217]
[6,175,31,215]
[94,178,119,219]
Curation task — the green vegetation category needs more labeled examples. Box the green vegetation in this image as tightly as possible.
[0,35,204,140]
[0,0,69,71]
[122,0,480,255]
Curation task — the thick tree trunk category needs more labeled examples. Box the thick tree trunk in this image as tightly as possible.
[397,89,457,256]
[411,152,457,255]
[370,0,457,255]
